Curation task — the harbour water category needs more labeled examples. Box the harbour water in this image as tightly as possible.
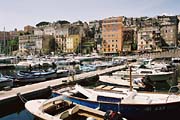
[0,64,180,120]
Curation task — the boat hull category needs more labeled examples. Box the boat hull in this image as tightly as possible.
[16,70,57,83]
[53,93,180,120]
[0,80,13,88]
[114,72,173,82]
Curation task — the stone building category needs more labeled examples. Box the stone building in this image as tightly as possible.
[157,15,178,46]
[24,25,35,34]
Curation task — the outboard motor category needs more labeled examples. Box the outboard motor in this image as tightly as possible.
[104,110,124,120]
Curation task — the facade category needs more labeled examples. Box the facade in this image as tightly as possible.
[102,16,123,55]
[34,28,44,36]
[122,28,134,52]
[24,25,34,34]
[137,26,160,52]
[178,15,180,33]
[19,35,43,54]
[65,35,81,53]
[89,20,102,52]
[160,24,178,46]
[44,25,55,36]
[158,15,178,46]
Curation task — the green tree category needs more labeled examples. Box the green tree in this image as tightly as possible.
[7,37,19,54]
[49,37,58,54]
[55,20,70,25]
[36,21,50,27]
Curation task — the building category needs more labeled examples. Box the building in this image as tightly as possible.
[65,35,81,53]
[89,20,102,52]
[158,15,178,46]
[19,35,43,54]
[24,25,35,34]
[122,28,134,52]
[102,16,123,55]
[137,26,160,52]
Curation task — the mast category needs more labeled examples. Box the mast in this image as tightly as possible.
[129,66,133,91]
[3,27,6,54]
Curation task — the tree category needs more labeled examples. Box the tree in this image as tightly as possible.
[7,37,19,54]
[55,20,70,25]
[49,37,58,53]
[36,21,50,27]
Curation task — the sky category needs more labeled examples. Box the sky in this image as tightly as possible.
[0,0,180,31]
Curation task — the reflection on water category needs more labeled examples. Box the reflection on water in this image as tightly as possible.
[0,109,34,120]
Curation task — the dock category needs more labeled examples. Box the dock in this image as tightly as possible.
[0,65,126,115]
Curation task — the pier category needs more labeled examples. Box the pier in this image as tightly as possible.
[0,64,126,116]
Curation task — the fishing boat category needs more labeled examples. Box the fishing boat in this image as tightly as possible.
[15,69,57,83]
[0,73,13,89]
[25,96,126,120]
[53,84,180,120]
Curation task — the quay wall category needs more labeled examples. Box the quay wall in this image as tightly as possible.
[134,49,180,59]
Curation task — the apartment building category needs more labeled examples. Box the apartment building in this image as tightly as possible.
[137,26,160,52]
[19,35,43,54]
[65,35,81,53]
[102,16,123,55]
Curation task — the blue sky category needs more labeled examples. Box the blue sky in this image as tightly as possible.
[0,0,180,31]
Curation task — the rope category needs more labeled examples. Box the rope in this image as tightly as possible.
[17,93,28,103]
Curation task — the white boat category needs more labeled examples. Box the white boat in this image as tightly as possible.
[112,68,174,82]
[25,96,126,120]
[99,75,145,89]
[53,84,180,120]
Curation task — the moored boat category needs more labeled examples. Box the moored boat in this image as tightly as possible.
[53,84,180,120]
[112,68,174,82]
[25,96,126,120]
[98,75,154,91]
[0,73,13,89]
[15,69,57,83]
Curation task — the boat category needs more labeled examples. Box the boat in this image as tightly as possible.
[53,84,180,120]
[56,69,70,78]
[79,64,96,72]
[25,96,126,120]
[112,68,174,82]
[0,73,13,89]
[15,69,57,83]
[98,75,154,91]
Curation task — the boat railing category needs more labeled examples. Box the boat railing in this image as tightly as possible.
[166,85,180,103]
[168,85,180,95]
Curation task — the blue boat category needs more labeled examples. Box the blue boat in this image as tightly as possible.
[53,84,180,120]
[15,69,57,83]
